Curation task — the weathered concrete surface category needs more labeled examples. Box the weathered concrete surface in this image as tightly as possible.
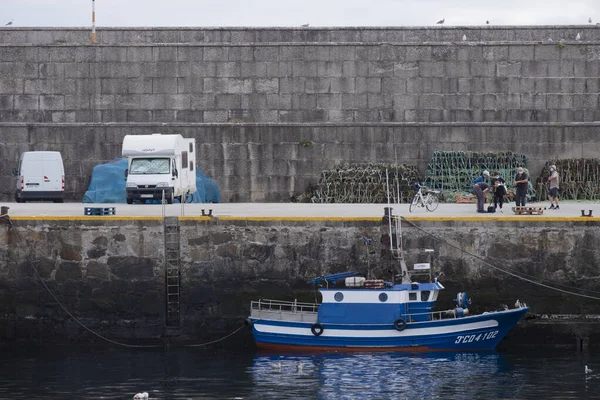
[0,26,599,202]
[0,216,599,349]
[2,26,600,44]
[1,123,599,203]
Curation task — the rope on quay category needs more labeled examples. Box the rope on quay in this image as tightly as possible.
[400,217,600,301]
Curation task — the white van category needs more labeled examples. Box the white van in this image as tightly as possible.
[122,134,196,204]
[14,151,65,203]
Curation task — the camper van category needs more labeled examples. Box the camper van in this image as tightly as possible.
[122,133,197,204]
[14,151,65,203]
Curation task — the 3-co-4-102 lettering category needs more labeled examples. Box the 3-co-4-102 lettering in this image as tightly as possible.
[455,330,499,344]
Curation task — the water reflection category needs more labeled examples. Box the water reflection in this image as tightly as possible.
[0,344,597,399]
[250,351,511,399]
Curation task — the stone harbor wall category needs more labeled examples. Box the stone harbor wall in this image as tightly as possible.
[0,216,599,349]
[0,26,600,201]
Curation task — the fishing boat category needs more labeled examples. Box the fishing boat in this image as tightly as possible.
[247,207,529,352]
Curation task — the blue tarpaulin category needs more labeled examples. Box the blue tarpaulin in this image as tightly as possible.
[83,158,220,203]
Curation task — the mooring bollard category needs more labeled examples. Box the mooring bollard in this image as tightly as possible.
[581,210,593,217]
[0,206,12,228]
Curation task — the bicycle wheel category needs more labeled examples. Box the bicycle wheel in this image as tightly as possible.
[425,193,439,212]
[409,194,419,212]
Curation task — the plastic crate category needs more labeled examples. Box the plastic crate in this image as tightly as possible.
[84,207,116,216]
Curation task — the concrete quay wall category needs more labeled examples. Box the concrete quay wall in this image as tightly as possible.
[0,27,600,202]
[2,123,597,203]
[0,216,599,348]
[1,26,599,45]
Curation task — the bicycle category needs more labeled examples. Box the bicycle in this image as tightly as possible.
[409,183,440,212]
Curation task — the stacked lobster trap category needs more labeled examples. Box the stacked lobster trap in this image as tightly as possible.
[424,150,528,193]
[303,163,422,204]
[535,159,600,201]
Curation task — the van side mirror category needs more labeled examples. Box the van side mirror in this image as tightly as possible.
[11,168,18,176]
[124,169,128,178]
[173,169,178,178]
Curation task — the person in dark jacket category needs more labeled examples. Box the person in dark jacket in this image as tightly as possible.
[473,181,490,213]
[474,170,490,184]
[490,171,506,212]
[513,167,529,207]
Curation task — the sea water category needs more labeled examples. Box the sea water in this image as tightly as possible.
[0,345,597,399]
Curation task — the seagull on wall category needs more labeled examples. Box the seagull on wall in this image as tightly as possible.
[5,19,13,26]
[436,18,445,25]
[589,17,593,24]
[462,34,467,41]
[301,23,309,28]
[576,32,581,41]
[586,365,593,374]
[486,20,490,25]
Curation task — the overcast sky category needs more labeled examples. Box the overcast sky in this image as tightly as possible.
[3,0,600,27]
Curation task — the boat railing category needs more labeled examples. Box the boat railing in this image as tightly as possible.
[250,299,319,321]
[401,309,458,323]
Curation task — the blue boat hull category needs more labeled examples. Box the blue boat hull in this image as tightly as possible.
[250,308,528,352]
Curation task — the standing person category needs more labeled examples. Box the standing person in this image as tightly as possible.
[547,164,560,210]
[473,181,490,213]
[474,170,490,184]
[514,167,529,207]
[490,171,506,212]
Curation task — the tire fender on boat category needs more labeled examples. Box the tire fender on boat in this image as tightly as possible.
[244,318,253,328]
[311,323,324,336]
[393,318,407,331]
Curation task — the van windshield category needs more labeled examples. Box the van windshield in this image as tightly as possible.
[130,158,170,174]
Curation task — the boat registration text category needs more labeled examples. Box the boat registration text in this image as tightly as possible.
[455,330,499,344]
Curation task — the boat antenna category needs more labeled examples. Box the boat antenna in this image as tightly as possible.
[385,168,394,256]
[364,237,373,279]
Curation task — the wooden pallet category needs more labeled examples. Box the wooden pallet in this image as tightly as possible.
[512,206,546,215]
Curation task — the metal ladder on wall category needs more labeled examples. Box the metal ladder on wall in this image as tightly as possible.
[163,216,181,330]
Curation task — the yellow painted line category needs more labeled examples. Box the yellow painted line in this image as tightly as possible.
[6,215,599,223]
[10,216,163,221]
[403,216,600,222]
[179,216,381,222]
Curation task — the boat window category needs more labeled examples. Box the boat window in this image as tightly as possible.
[334,292,344,302]
[409,292,417,301]
[432,291,438,301]
[379,293,388,302]
[421,291,431,301]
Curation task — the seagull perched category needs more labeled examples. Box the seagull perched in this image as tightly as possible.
[297,363,304,372]
[486,20,490,25]
[576,32,581,41]
[586,365,593,374]
[301,23,309,28]
[436,18,445,25]
[589,18,593,24]
[5,19,13,26]
[462,34,467,41]
[272,361,282,372]
[133,393,148,400]
[514,299,521,308]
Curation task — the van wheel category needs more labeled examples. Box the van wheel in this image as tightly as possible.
[53,199,63,203]
[167,193,174,204]
[126,198,133,204]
